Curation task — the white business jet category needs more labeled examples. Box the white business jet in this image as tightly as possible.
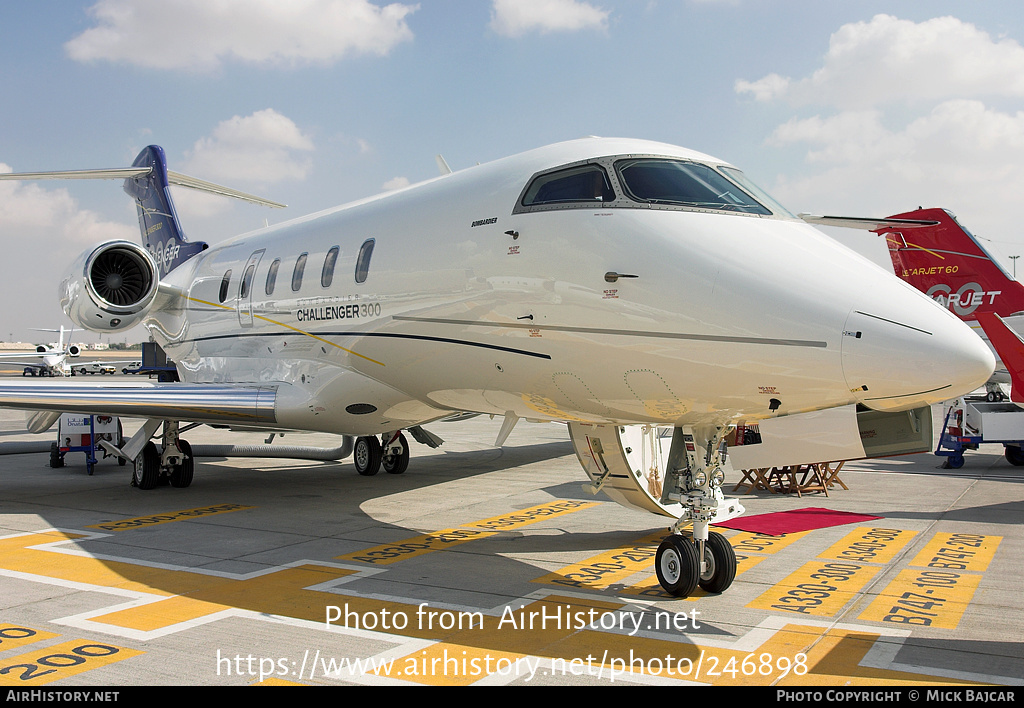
[0,138,994,596]
[0,326,81,376]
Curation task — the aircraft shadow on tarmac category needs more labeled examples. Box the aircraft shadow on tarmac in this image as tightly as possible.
[0,437,690,610]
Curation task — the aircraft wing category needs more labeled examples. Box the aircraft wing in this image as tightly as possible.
[0,352,51,363]
[0,380,279,426]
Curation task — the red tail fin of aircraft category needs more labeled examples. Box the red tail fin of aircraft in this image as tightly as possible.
[975,313,1024,406]
[875,208,1024,320]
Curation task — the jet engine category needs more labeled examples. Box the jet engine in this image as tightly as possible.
[60,241,160,333]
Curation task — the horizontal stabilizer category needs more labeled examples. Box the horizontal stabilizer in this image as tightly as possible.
[799,213,939,230]
[0,166,286,209]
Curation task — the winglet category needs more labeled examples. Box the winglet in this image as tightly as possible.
[975,313,1024,406]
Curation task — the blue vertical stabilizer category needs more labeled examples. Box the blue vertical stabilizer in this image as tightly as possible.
[123,146,207,277]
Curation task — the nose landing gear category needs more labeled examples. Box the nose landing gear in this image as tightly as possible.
[570,421,744,597]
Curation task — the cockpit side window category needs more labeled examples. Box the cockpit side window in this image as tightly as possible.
[615,159,771,215]
[521,164,614,207]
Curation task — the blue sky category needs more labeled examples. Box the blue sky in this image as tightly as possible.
[2,0,1024,342]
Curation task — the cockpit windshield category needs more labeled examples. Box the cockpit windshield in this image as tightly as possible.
[615,159,771,214]
[514,154,794,218]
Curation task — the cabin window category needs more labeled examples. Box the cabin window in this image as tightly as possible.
[521,164,614,206]
[615,159,771,214]
[355,239,374,284]
[239,263,255,299]
[322,246,340,288]
[291,253,307,292]
[219,270,232,303]
[265,258,280,296]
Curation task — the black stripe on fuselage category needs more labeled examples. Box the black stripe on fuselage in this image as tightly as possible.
[184,331,553,360]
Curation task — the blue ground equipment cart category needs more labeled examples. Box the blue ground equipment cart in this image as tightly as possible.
[936,396,1024,468]
[49,413,125,475]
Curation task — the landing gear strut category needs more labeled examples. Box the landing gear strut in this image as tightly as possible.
[570,422,744,597]
[656,425,740,596]
[129,421,194,489]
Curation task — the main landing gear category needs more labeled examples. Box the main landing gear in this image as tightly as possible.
[570,422,744,598]
[130,421,193,490]
[354,431,410,476]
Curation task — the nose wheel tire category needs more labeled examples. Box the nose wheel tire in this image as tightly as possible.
[354,436,382,476]
[697,531,737,593]
[655,535,700,597]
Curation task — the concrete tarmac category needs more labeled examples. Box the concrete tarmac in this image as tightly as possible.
[0,400,1021,687]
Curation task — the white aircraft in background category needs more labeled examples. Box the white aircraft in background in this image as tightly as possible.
[0,326,139,377]
[0,138,994,597]
[0,326,81,376]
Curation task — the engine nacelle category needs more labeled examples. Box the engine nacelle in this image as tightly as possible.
[60,241,160,333]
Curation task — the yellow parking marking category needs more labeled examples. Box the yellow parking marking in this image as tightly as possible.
[818,527,917,565]
[908,533,1002,573]
[728,531,811,555]
[747,561,880,616]
[86,504,254,532]
[338,501,598,567]
[858,568,982,629]
[627,552,765,599]
[0,640,141,685]
[533,532,663,590]
[0,530,998,685]
[463,500,600,531]
[769,624,976,687]
[337,528,497,565]
[0,625,57,654]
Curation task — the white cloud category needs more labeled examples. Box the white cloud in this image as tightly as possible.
[382,176,410,191]
[65,0,418,71]
[0,168,135,247]
[490,0,608,38]
[737,14,1024,109]
[0,167,138,335]
[767,101,1024,239]
[182,109,315,186]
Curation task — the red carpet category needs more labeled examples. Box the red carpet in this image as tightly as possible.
[712,507,882,536]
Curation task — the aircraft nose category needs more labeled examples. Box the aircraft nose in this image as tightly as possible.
[841,287,995,412]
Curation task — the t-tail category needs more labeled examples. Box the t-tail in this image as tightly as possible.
[873,207,1024,321]
[123,146,205,277]
[0,145,286,278]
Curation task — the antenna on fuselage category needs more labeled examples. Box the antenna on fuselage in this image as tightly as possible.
[435,155,452,176]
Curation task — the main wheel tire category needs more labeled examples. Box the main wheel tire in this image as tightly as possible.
[116,421,126,466]
[655,535,700,597]
[697,531,737,593]
[170,440,194,488]
[49,442,64,469]
[1005,445,1024,466]
[354,436,382,476]
[133,441,160,490]
[382,433,410,475]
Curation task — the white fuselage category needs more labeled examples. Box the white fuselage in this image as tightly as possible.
[143,138,994,436]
